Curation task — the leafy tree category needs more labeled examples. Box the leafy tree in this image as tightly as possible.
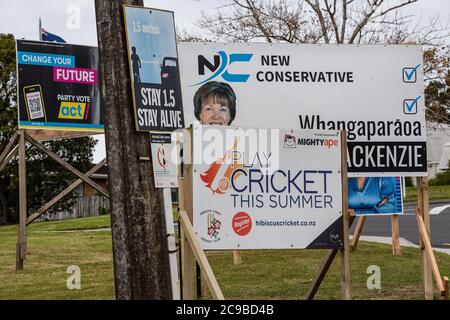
[0,33,97,225]
[424,47,450,123]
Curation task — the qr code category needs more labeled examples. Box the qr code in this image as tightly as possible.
[29,96,41,113]
[26,91,45,120]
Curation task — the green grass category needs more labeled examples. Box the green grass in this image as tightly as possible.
[404,185,450,202]
[1,215,449,300]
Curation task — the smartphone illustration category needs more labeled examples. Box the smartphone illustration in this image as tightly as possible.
[23,84,47,121]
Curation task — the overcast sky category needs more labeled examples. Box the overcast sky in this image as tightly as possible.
[1,0,449,163]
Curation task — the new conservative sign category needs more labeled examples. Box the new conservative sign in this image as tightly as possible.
[16,40,103,132]
[179,43,426,177]
[123,6,184,132]
[192,125,344,250]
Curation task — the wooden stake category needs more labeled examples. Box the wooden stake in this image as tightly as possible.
[340,131,351,300]
[416,208,445,296]
[233,250,242,265]
[350,216,366,251]
[180,128,195,300]
[417,177,433,299]
[180,210,224,300]
[391,215,401,255]
[16,131,27,270]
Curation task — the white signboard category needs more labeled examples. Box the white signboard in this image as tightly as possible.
[192,125,344,250]
[151,133,178,188]
[179,43,426,177]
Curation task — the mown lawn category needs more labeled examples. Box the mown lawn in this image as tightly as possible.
[0,215,449,300]
[404,185,450,203]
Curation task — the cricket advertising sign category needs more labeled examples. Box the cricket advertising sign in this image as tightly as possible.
[192,125,344,250]
[151,132,179,188]
[124,6,184,132]
[179,43,426,177]
[16,40,103,132]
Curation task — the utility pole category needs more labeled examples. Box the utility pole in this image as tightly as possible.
[94,0,172,300]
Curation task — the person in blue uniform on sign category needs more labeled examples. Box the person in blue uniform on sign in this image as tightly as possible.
[348,177,398,215]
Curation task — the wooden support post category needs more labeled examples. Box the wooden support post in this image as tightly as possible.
[180,128,195,300]
[350,216,366,251]
[416,208,446,297]
[306,132,354,300]
[391,215,401,255]
[16,131,27,270]
[233,250,242,265]
[26,159,108,226]
[340,131,351,300]
[180,210,224,300]
[417,177,433,299]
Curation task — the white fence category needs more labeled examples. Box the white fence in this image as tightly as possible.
[35,196,110,222]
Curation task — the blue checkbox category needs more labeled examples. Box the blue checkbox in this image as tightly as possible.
[403,96,421,114]
[403,64,421,83]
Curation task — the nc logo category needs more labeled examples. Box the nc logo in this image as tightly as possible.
[194,51,253,86]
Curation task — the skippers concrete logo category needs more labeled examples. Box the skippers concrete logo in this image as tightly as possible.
[200,138,244,195]
[58,102,89,120]
[232,212,252,236]
[194,51,253,86]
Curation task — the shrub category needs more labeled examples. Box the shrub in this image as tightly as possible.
[429,170,450,186]
[404,177,414,187]
[98,207,109,216]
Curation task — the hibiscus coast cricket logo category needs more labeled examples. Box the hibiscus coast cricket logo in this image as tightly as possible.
[200,210,222,243]
[207,213,221,239]
[200,138,244,195]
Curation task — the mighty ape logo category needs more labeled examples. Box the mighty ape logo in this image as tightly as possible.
[58,101,89,120]
[200,139,244,195]
[193,51,253,86]
[297,138,339,148]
